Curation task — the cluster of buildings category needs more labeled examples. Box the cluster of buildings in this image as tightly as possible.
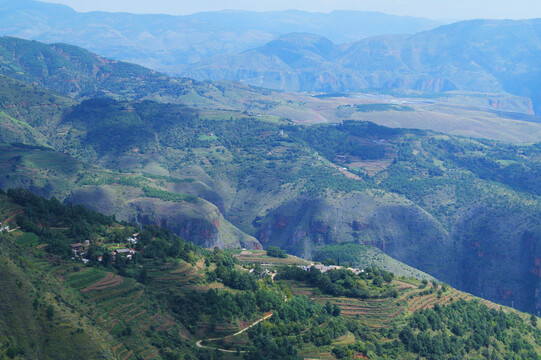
[300,264,364,275]
[70,233,139,264]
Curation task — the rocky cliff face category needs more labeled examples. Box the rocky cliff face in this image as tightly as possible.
[257,191,458,276]
[451,204,541,313]
[257,189,541,313]
[67,186,261,250]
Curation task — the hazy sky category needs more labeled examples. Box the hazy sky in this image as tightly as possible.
[40,0,541,20]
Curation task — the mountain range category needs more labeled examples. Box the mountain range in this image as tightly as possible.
[0,36,540,316]
[0,0,443,73]
[2,0,541,115]
[2,3,541,358]
[183,19,541,114]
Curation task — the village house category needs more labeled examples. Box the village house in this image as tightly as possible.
[114,248,136,260]
[301,264,365,275]
[0,222,9,232]
[70,243,84,256]
[313,264,333,273]
[127,233,139,245]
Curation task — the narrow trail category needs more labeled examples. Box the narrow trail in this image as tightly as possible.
[195,312,274,353]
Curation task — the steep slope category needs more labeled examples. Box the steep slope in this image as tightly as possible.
[0,74,75,145]
[2,190,541,360]
[67,186,260,250]
[1,75,541,313]
[0,0,443,72]
[0,253,115,359]
[0,36,292,112]
[0,144,261,250]
[0,36,194,100]
[186,19,541,114]
[0,41,540,314]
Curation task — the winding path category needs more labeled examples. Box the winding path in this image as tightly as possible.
[195,312,275,353]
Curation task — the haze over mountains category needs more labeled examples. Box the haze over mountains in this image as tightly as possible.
[184,19,541,114]
[3,0,541,116]
[0,0,444,72]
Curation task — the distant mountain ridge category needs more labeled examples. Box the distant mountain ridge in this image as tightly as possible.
[0,0,444,73]
[183,19,541,114]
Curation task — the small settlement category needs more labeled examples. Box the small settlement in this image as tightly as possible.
[71,233,139,264]
[301,264,364,275]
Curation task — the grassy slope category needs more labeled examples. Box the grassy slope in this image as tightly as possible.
[269,91,541,143]
[312,243,436,280]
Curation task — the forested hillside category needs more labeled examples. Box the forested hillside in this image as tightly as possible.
[0,37,540,316]
[0,189,540,360]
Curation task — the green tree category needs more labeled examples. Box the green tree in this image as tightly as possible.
[531,314,538,328]
[46,304,54,320]
[137,266,148,284]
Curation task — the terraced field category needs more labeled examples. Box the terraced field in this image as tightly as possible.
[64,268,170,360]
[64,268,109,289]
[297,332,357,360]
[286,277,508,330]
[12,230,40,246]
[81,272,123,293]
[148,259,205,284]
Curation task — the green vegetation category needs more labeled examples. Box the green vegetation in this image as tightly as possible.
[277,265,396,299]
[0,36,541,320]
[142,187,198,203]
[2,86,541,313]
[244,295,346,359]
[297,120,401,163]
[313,243,436,280]
[398,300,541,359]
[267,246,287,258]
[0,190,540,359]
[353,104,415,112]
